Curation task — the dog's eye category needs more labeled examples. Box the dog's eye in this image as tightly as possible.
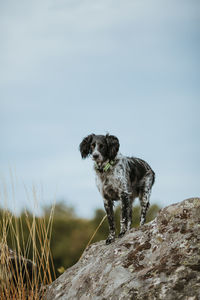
[91,143,95,149]
[99,144,104,149]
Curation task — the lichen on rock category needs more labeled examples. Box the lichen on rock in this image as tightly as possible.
[44,198,200,300]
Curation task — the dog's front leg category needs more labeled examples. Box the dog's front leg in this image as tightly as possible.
[103,199,115,245]
[119,192,131,238]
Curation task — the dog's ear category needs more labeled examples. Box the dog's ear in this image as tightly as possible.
[79,134,94,159]
[106,134,119,160]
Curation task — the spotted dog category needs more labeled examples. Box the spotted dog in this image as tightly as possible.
[79,134,155,245]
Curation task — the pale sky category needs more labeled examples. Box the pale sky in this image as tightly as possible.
[1,0,199,217]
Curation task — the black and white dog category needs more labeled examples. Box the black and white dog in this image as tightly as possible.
[79,134,155,245]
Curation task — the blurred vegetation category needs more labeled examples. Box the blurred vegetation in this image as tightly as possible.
[0,205,55,299]
[0,202,160,279]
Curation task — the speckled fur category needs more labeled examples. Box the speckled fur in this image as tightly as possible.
[79,134,155,244]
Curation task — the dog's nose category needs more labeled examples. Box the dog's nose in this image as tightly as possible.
[93,153,99,160]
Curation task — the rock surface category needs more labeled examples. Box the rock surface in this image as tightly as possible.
[44,198,200,300]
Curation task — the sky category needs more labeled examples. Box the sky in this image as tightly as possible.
[0,0,200,217]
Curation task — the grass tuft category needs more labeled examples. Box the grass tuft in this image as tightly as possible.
[0,179,55,299]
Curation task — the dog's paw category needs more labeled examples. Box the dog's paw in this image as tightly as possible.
[106,236,115,245]
[118,231,126,238]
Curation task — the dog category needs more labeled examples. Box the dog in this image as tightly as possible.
[79,133,155,245]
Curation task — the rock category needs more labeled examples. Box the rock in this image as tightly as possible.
[44,198,200,300]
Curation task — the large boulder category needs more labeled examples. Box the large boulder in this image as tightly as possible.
[44,198,200,300]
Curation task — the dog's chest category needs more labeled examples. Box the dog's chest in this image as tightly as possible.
[95,165,127,200]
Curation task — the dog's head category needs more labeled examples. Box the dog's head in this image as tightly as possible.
[79,134,120,164]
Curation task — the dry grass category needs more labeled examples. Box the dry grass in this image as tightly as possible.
[0,174,55,300]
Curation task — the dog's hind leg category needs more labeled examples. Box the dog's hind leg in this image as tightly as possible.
[139,172,154,225]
